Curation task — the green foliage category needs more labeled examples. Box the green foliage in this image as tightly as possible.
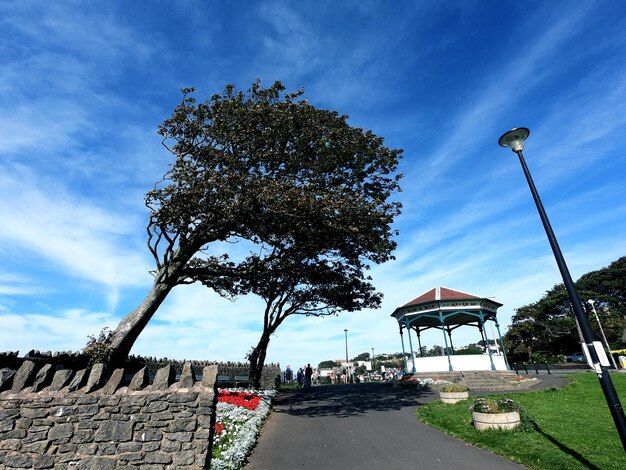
[471,397,519,413]
[504,256,626,362]
[83,327,113,365]
[423,345,444,357]
[318,360,339,369]
[352,352,371,361]
[417,373,626,469]
[440,383,469,393]
[158,80,403,388]
[108,80,404,374]
[454,344,484,355]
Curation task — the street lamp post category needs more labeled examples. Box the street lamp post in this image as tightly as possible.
[344,329,349,383]
[499,127,626,451]
[372,347,375,374]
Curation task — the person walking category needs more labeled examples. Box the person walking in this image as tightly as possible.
[296,367,304,388]
[304,364,313,389]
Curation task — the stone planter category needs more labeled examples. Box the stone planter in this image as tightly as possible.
[439,390,469,404]
[472,411,520,430]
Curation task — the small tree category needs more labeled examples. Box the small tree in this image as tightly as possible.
[352,352,371,361]
[318,360,339,369]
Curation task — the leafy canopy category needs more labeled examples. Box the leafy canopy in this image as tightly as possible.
[153,80,402,296]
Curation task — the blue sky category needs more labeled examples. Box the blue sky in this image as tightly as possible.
[1,1,626,370]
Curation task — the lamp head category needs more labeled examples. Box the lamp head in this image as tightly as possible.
[498,127,530,152]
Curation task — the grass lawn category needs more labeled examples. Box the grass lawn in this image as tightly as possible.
[416,373,626,469]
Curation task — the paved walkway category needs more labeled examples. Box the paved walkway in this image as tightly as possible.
[244,376,570,470]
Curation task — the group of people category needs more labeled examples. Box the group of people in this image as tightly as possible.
[284,364,315,389]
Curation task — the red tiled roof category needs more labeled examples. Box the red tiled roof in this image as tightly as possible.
[403,286,480,307]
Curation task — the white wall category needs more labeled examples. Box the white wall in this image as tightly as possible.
[407,354,508,372]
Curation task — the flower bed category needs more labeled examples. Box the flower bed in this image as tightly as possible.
[394,376,451,387]
[211,389,275,470]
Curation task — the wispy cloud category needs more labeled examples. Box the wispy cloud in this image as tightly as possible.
[0,165,151,293]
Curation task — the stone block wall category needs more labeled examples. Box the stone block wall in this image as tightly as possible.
[0,361,219,469]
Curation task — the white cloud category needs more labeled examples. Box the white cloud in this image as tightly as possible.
[0,308,117,354]
[0,165,151,293]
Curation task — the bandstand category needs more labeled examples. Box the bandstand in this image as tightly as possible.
[391,286,510,372]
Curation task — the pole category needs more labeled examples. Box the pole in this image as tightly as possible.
[344,329,349,382]
[588,300,619,370]
[515,147,626,451]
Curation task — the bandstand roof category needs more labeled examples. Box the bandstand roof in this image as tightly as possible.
[391,286,503,329]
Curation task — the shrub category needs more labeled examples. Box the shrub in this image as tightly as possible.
[471,397,519,414]
[83,327,113,366]
[440,383,469,393]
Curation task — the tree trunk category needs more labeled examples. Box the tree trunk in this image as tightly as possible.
[248,330,272,390]
[107,255,188,368]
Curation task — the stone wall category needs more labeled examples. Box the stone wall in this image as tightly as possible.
[0,352,281,390]
[0,361,219,469]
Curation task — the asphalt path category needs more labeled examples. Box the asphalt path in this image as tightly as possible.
[244,382,534,470]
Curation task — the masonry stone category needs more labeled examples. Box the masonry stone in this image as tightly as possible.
[202,364,218,388]
[84,363,106,393]
[145,451,173,464]
[68,368,89,392]
[32,363,55,392]
[4,452,32,468]
[11,360,37,393]
[101,368,125,395]
[0,408,20,420]
[49,368,74,391]
[145,400,169,413]
[168,391,198,403]
[95,420,134,442]
[49,422,74,440]
[169,417,197,432]
[1,417,14,432]
[179,361,196,389]
[0,367,16,391]
[174,449,196,466]
[32,454,55,469]
[153,365,176,390]
[129,366,149,390]
[15,417,32,429]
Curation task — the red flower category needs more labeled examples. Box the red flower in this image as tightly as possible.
[214,422,225,434]
[218,390,262,410]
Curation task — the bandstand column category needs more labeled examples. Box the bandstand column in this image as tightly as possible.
[440,313,453,371]
[399,323,408,371]
[446,326,455,354]
[494,320,511,370]
[405,320,416,372]
[416,328,424,357]
[480,312,496,370]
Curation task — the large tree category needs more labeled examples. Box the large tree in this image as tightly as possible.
[189,83,403,388]
[504,256,626,362]
[105,80,402,370]
[577,256,626,342]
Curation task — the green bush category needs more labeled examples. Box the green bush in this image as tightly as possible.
[471,397,519,413]
[440,383,469,393]
[83,327,113,365]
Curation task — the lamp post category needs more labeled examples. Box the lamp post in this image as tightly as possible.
[344,329,349,383]
[499,127,626,451]
[372,347,375,374]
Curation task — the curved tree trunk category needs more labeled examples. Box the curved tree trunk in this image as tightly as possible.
[248,330,272,390]
[107,254,189,368]
[107,280,175,368]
